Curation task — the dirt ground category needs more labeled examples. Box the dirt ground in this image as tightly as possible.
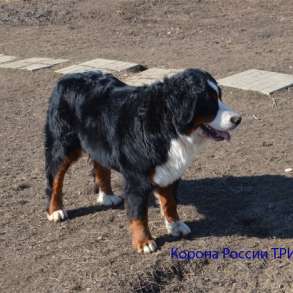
[0,0,293,292]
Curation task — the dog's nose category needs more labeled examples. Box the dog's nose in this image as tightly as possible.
[230,116,242,126]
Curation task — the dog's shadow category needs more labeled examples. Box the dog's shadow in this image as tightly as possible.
[176,175,293,239]
[68,175,293,242]
[67,200,124,219]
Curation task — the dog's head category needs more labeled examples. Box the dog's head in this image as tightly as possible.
[166,68,241,141]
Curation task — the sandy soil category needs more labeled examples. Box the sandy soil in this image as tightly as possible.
[0,0,293,292]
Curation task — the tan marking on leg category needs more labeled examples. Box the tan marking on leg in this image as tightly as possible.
[154,183,179,224]
[93,161,122,206]
[155,182,191,237]
[48,150,81,215]
[130,219,157,253]
[93,161,113,194]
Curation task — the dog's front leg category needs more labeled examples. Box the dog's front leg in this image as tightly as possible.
[154,180,191,237]
[125,178,157,253]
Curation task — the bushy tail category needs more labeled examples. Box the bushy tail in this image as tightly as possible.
[44,83,81,199]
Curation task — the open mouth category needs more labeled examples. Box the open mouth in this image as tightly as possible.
[200,125,231,141]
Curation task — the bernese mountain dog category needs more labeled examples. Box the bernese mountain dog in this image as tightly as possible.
[44,68,241,253]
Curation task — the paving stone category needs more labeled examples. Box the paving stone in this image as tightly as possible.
[25,63,55,71]
[55,64,102,74]
[219,69,293,95]
[124,68,182,86]
[80,58,143,73]
[0,60,51,71]
[22,57,68,65]
[0,54,17,64]
[0,59,29,69]
[0,57,68,71]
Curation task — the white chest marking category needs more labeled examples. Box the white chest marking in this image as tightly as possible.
[153,132,204,187]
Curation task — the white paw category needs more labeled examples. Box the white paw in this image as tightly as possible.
[96,192,122,207]
[143,241,157,253]
[137,240,157,253]
[165,220,191,237]
[47,210,68,222]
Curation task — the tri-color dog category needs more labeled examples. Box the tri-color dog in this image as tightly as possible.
[44,68,241,253]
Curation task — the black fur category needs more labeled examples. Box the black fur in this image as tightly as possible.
[44,68,219,220]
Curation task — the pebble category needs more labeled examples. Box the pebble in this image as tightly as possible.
[284,168,292,173]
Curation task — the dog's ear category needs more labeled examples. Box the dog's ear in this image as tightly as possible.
[167,93,198,133]
[166,70,206,133]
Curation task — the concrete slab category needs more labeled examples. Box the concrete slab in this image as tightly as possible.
[25,63,55,71]
[0,60,51,70]
[219,69,293,95]
[80,58,142,73]
[0,57,68,71]
[0,54,17,64]
[22,57,68,65]
[124,68,182,86]
[55,65,102,75]
[0,59,30,69]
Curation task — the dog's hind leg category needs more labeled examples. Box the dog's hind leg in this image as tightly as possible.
[45,148,81,222]
[93,161,122,207]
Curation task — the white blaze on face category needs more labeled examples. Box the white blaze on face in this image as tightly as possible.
[207,80,220,96]
[209,100,241,131]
